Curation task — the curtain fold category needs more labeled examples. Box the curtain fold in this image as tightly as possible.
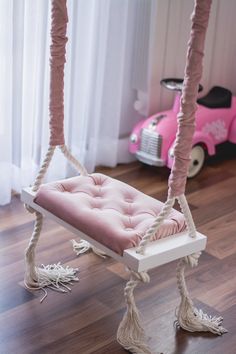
[0,0,136,205]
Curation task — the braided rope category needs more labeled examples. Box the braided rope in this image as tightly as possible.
[24,211,43,288]
[176,257,196,307]
[117,270,153,354]
[59,145,88,176]
[127,270,150,287]
[24,211,79,302]
[27,143,86,198]
[176,254,227,335]
[32,146,56,192]
[24,146,55,212]
[137,197,175,254]
[177,195,196,238]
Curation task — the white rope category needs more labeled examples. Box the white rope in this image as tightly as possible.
[24,211,79,302]
[24,143,92,300]
[176,254,227,335]
[25,211,43,287]
[32,146,56,192]
[177,194,196,238]
[117,271,154,354]
[71,239,107,259]
[59,144,88,176]
[71,239,91,255]
[137,197,175,254]
[30,143,87,195]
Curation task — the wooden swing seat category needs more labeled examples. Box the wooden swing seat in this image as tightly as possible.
[21,173,206,272]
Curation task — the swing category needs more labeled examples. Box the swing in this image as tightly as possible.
[22,0,227,352]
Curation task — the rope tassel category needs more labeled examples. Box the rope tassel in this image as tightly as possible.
[71,239,107,258]
[176,255,227,335]
[24,212,79,302]
[117,271,153,354]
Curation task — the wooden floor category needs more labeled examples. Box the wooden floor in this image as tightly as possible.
[0,142,236,354]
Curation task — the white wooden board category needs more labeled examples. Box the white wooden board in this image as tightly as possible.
[123,231,206,272]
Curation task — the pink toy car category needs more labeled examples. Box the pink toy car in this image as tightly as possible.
[129,78,236,177]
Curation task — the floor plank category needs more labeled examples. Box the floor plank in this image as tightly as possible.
[0,142,236,354]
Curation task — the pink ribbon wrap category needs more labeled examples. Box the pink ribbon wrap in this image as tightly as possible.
[49,0,68,146]
[168,0,212,198]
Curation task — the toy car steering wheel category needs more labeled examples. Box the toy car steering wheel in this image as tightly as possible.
[160,78,203,93]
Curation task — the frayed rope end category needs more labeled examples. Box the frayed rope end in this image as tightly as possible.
[71,239,107,259]
[176,302,228,335]
[24,262,79,303]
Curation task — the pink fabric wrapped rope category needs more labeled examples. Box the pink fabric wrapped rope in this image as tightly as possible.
[49,0,68,146]
[168,0,212,198]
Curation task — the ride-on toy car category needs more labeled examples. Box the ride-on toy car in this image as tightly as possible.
[129,78,236,177]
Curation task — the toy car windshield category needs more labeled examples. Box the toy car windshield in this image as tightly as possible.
[160,78,203,93]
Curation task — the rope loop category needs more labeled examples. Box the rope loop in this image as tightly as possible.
[59,144,88,176]
[24,204,36,214]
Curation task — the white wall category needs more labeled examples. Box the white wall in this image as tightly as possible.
[129,0,236,121]
[118,0,236,163]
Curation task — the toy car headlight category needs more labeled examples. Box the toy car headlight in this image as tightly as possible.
[130,133,138,144]
[169,147,175,158]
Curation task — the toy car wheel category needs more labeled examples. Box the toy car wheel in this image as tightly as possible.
[188,145,205,178]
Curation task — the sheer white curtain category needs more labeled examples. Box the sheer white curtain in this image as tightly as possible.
[0,0,137,205]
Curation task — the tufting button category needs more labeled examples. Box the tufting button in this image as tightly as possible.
[125,210,133,216]
[125,227,133,231]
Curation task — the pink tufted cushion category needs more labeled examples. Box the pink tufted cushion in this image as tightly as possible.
[34,173,186,255]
